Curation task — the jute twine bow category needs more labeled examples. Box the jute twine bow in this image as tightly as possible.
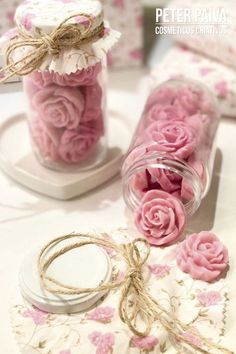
[0,13,104,83]
[38,233,233,354]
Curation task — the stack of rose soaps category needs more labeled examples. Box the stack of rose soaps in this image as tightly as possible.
[150,0,236,118]
[24,64,104,166]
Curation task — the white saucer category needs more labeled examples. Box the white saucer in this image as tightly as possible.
[19,238,112,314]
[0,113,130,199]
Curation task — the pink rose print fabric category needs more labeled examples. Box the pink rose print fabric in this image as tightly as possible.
[181,331,203,347]
[24,63,104,168]
[22,308,47,325]
[10,230,229,354]
[150,45,236,118]
[87,307,115,323]
[134,190,186,246]
[131,335,159,350]
[176,231,229,282]
[89,331,115,354]
[170,0,236,71]
[148,264,171,279]
[197,291,222,307]
[102,0,143,68]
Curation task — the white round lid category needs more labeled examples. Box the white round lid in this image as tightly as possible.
[15,0,103,36]
[19,240,112,314]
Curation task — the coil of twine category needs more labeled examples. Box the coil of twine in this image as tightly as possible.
[0,13,104,83]
[38,233,233,354]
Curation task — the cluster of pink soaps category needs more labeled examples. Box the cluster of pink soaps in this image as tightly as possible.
[127,81,219,203]
[24,62,104,165]
[124,82,230,283]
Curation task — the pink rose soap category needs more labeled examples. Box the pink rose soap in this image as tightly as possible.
[176,232,229,282]
[122,79,220,241]
[24,62,106,170]
[134,190,186,246]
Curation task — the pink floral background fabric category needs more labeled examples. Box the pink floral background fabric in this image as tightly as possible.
[169,0,236,71]
[150,46,236,118]
[101,0,143,68]
[11,230,229,354]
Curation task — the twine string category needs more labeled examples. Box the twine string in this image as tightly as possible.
[38,233,233,354]
[0,13,104,82]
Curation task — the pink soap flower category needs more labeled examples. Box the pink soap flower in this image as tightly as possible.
[22,308,47,325]
[30,118,60,161]
[134,190,186,246]
[148,264,171,278]
[147,166,182,193]
[58,126,100,164]
[173,85,201,116]
[32,85,84,130]
[145,86,177,112]
[181,154,206,202]
[131,335,159,350]
[30,63,101,88]
[145,121,197,159]
[176,232,229,282]
[30,71,54,88]
[89,331,115,354]
[52,63,102,86]
[82,83,103,122]
[144,104,186,127]
[86,307,115,323]
[197,291,222,307]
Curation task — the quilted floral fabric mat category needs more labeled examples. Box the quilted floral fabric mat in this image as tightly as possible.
[10,230,229,354]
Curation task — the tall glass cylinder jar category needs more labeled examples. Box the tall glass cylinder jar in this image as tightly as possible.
[122,79,220,217]
[24,60,107,171]
[8,0,120,171]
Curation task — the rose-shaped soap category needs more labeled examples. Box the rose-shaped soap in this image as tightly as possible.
[30,63,102,88]
[144,86,176,112]
[176,232,229,282]
[145,121,197,159]
[58,126,100,164]
[82,83,103,122]
[134,190,186,246]
[32,85,84,130]
[173,86,201,116]
[52,63,102,86]
[144,104,186,127]
[30,118,60,161]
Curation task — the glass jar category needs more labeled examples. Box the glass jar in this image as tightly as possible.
[24,61,107,171]
[122,79,220,217]
[4,0,120,172]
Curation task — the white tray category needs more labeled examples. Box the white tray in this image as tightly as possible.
[0,113,130,200]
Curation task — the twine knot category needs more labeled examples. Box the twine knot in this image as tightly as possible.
[41,34,60,56]
[0,13,104,82]
[37,233,233,354]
